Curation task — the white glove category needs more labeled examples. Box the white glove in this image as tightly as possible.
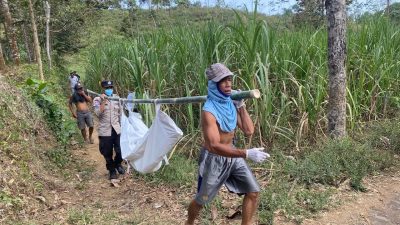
[246,147,270,163]
[232,89,245,109]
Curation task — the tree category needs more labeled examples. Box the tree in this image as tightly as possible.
[0,0,20,65]
[45,1,51,69]
[28,0,44,80]
[0,43,5,70]
[22,21,34,62]
[295,0,352,27]
[326,0,347,138]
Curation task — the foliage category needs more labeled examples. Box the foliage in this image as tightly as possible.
[293,0,353,28]
[45,148,72,168]
[134,153,196,188]
[289,139,393,190]
[120,6,241,37]
[388,2,400,23]
[0,190,23,210]
[67,209,93,225]
[23,78,77,147]
[256,133,396,223]
[354,119,400,154]
[0,0,105,65]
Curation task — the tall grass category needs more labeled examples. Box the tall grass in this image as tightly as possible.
[84,13,400,149]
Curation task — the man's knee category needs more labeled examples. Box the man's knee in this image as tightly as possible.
[245,192,259,200]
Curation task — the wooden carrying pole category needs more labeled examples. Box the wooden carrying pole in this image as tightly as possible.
[87,89,261,104]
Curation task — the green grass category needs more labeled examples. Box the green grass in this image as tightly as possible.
[134,153,196,188]
[0,190,23,209]
[68,209,93,225]
[45,148,71,168]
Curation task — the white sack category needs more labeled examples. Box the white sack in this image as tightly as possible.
[120,106,183,173]
[120,111,148,160]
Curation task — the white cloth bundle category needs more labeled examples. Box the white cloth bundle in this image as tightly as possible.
[120,105,183,173]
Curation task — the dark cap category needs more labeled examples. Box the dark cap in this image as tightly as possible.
[205,63,234,82]
[101,80,113,88]
[74,82,84,90]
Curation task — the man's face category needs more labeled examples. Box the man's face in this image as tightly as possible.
[77,88,84,94]
[217,76,233,95]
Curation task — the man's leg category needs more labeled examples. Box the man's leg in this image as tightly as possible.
[185,199,203,225]
[241,192,259,225]
[80,128,87,141]
[77,112,87,141]
[99,136,117,179]
[112,129,125,174]
[86,113,94,144]
[88,127,94,143]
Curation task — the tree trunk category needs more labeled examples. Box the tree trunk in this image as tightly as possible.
[387,0,390,15]
[1,0,20,66]
[326,0,347,138]
[28,0,44,80]
[0,43,5,70]
[22,22,34,62]
[45,1,51,69]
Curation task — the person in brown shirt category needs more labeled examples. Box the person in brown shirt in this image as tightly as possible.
[93,80,125,180]
[68,82,94,144]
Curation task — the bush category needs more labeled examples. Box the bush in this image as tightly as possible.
[45,148,71,168]
[290,139,393,190]
[24,78,77,147]
[362,119,400,154]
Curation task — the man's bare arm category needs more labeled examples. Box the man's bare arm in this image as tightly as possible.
[236,106,254,136]
[83,93,92,103]
[202,111,246,158]
[68,97,77,118]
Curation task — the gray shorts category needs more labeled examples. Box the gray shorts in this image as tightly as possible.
[194,147,260,205]
[77,111,94,130]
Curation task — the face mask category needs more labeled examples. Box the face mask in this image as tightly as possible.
[105,89,113,96]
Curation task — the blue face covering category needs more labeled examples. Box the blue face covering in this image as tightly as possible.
[202,80,237,132]
[105,89,113,96]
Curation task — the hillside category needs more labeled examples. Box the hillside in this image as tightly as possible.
[0,69,59,223]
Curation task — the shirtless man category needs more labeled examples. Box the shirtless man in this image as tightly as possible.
[69,82,94,144]
[185,63,269,225]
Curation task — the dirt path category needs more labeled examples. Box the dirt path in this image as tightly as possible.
[64,123,192,224]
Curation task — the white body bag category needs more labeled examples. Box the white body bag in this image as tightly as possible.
[120,105,183,173]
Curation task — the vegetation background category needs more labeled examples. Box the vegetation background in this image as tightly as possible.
[1,0,400,224]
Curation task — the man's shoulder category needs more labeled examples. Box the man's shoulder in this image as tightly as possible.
[202,110,216,119]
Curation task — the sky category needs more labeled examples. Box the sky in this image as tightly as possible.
[196,0,400,16]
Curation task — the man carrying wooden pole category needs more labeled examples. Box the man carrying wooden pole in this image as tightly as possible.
[185,63,269,225]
